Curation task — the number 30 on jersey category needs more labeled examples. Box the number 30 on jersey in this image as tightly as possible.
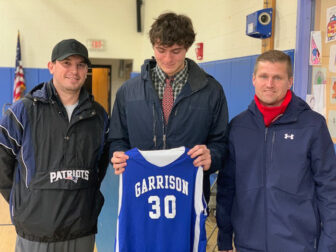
[148,195,176,219]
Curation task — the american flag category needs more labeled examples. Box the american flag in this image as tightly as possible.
[13,32,25,102]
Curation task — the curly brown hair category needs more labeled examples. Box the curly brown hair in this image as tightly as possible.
[149,12,196,49]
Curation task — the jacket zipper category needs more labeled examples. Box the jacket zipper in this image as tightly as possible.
[264,127,269,252]
[264,129,276,251]
[271,131,275,162]
[162,113,166,149]
[62,111,97,168]
[152,103,157,148]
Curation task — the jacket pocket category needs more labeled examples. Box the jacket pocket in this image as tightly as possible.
[268,189,318,249]
[13,185,103,240]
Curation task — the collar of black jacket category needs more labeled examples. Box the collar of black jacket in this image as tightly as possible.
[28,80,92,109]
[185,58,208,92]
[49,80,93,110]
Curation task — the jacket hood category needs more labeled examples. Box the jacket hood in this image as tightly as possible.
[140,57,209,92]
[26,82,50,102]
[248,92,311,124]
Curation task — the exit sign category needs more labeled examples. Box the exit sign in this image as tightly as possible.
[87,39,105,51]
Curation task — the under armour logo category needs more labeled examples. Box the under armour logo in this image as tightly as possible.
[284,133,294,140]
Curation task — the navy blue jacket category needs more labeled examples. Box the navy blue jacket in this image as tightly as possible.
[216,93,336,251]
[108,58,229,201]
[0,81,110,242]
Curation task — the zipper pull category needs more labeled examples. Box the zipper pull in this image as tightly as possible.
[153,135,157,148]
[163,134,166,149]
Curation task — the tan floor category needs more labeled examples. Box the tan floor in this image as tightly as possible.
[206,213,219,252]
[207,213,237,252]
[0,196,16,251]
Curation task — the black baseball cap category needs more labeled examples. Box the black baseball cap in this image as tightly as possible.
[51,39,91,65]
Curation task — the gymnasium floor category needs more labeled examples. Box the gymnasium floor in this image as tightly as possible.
[0,196,16,251]
[206,213,220,252]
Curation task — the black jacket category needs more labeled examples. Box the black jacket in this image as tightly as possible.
[0,81,110,242]
[108,58,229,201]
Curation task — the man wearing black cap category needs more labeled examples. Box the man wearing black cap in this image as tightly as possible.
[0,39,110,252]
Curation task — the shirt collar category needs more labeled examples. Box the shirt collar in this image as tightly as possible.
[154,60,188,85]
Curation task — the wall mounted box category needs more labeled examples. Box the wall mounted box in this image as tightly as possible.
[246,8,273,39]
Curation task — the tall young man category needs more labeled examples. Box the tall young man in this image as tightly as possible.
[109,12,229,203]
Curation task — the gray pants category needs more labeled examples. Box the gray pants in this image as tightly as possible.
[15,234,95,252]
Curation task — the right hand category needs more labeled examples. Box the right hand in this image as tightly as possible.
[111,151,129,175]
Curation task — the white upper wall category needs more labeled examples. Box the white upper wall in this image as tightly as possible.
[139,0,297,70]
[0,0,142,68]
[0,0,297,70]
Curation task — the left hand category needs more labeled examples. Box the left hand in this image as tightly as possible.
[187,145,211,171]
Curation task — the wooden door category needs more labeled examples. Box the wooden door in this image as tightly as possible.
[92,68,110,113]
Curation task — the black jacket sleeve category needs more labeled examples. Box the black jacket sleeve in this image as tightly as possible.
[205,82,229,175]
[108,86,131,159]
[216,123,235,250]
[97,128,111,185]
[0,106,22,203]
[0,146,15,202]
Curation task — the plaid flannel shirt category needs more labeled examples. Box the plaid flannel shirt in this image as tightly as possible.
[151,60,189,101]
